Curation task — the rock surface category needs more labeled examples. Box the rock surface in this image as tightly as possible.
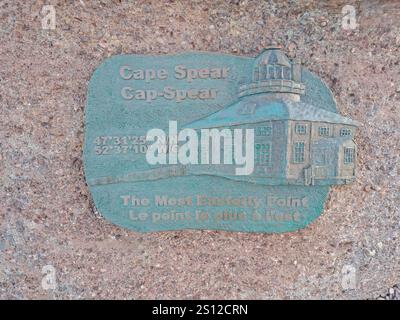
[0,0,399,299]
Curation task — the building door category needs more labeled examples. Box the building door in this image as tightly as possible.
[311,141,336,178]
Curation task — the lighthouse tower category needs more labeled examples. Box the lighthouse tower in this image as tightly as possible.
[239,47,305,101]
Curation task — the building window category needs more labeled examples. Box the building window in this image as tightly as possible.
[260,65,267,80]
[267,65,274,79]
[295,123,306,135]
[275,66,282,79]
[255,126,272,136]
[255,143,271,165]
[318,126,330,136]
[253,68,260,81]
[344,147,355,164]
[340,128,352,136]
[293,142,305,163]
[238,102,256,115]
[283,66,291,80]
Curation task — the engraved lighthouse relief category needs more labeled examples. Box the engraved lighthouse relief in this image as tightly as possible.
[84,47,358,233]
[182,48,359,186]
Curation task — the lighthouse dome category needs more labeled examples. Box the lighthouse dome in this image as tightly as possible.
[254,47,291,68]
[239,47,305,98]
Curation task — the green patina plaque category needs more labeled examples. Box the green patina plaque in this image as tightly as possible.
[84,47,358,233]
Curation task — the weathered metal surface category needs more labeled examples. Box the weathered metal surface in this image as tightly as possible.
[84,48,358,232]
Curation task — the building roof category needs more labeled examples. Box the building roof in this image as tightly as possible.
[184,96,360,129]
[254,48,291,67]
